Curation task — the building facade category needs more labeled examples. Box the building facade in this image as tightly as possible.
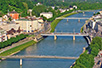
[9,10,19,20]
[0,30,7,42]
[40,12,53,19]
[15,19,44,33]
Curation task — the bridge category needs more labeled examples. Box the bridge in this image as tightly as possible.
[0,55,79,66]
[56,17,89,19]
[41,32,89,40]
[56,17,90,22]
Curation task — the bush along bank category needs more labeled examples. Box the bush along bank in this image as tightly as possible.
[72,37,102,68]
[51,12,77,32]
[0,40,36,56]
[0,34,28,49]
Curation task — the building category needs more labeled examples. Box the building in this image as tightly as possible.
[36,2,42,6]
[73,5,77,9]
[2,15,9,22]
[9,10,19,20]
[0,22,20,31]
[15,19,44,33]
[59,9,66,13]
[0,29,7,42]
[0,17,2,21]
[51,6,55,10]
[69,6,73,10]
[99,11,102,15]
[40,12,53,19]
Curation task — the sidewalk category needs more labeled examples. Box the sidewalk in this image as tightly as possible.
[0,38,31,54]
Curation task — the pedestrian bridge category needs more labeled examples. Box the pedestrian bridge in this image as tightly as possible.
[0,55,79,66]
[0,55,78,59]
[41,32,89,40]
[56,17,90,22]
[41,32,88,36]
[56,17,90,20]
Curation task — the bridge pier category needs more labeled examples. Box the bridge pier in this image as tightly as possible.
[78,19,80,22]
[54,35,57,40]
[73,36,75,40]
[67,18,68,22]
[20,59,22,66]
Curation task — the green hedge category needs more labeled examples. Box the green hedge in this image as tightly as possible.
[0,40,36,56]
[0,34,28,49]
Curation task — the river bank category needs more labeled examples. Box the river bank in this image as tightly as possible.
[0,12,77,57]
[0,40,36,57]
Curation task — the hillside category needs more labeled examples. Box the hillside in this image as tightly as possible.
[60,0,102,2]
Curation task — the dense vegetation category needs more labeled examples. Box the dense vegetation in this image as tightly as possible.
[1,0,102,17]
[72,37,102,68]
[0,40,36,56]
[0,34,28,49]
[58,0,102,2]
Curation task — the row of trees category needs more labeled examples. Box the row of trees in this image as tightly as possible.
[72,37,102,68]
[0,34,28,49]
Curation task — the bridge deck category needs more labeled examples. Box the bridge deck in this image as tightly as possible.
[56,17,90,19]
[41,33,88,36]
[0,55,79,60]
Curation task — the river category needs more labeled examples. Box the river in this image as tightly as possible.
[0,10,99,68]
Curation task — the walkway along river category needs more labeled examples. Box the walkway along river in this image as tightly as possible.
[0,10,99,68]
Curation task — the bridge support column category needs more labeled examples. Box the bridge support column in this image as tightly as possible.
[78,19,80,22]
[67,19,68,22]
[73,36,75,41]
[20,59,22,66]
[54,35,57,40]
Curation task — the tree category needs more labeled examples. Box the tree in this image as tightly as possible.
[73,63,86,68]
[41,15,47,21]
[91,47,99,56]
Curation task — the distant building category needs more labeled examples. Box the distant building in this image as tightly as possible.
[40,12,53,19]
[0,29,7,42]
[0,22,20,31]
[15,19,44,33]
[69,6,73,10]
[36,2,42,6]
[99,11,102,15]
[62,0,64,2]
[73,5,77,9]
[51,6,55,10]
[0,17,2,21]
[2,15,10,22]
[59,9,66,13]
[9,10,19,20]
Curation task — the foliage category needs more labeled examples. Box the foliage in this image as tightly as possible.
[32,5,47,17]
[0,34,28,49]
[91,37,102,50]
[72,36,102,68]
[0,40,36,56]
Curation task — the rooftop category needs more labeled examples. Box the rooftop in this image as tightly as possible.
[9,10,18,14]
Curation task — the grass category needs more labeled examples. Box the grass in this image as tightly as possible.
[0,40,36,56]
[51,12,77,32]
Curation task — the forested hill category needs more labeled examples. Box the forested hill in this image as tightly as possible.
[0,0,33,13]
[59,0,102,2]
